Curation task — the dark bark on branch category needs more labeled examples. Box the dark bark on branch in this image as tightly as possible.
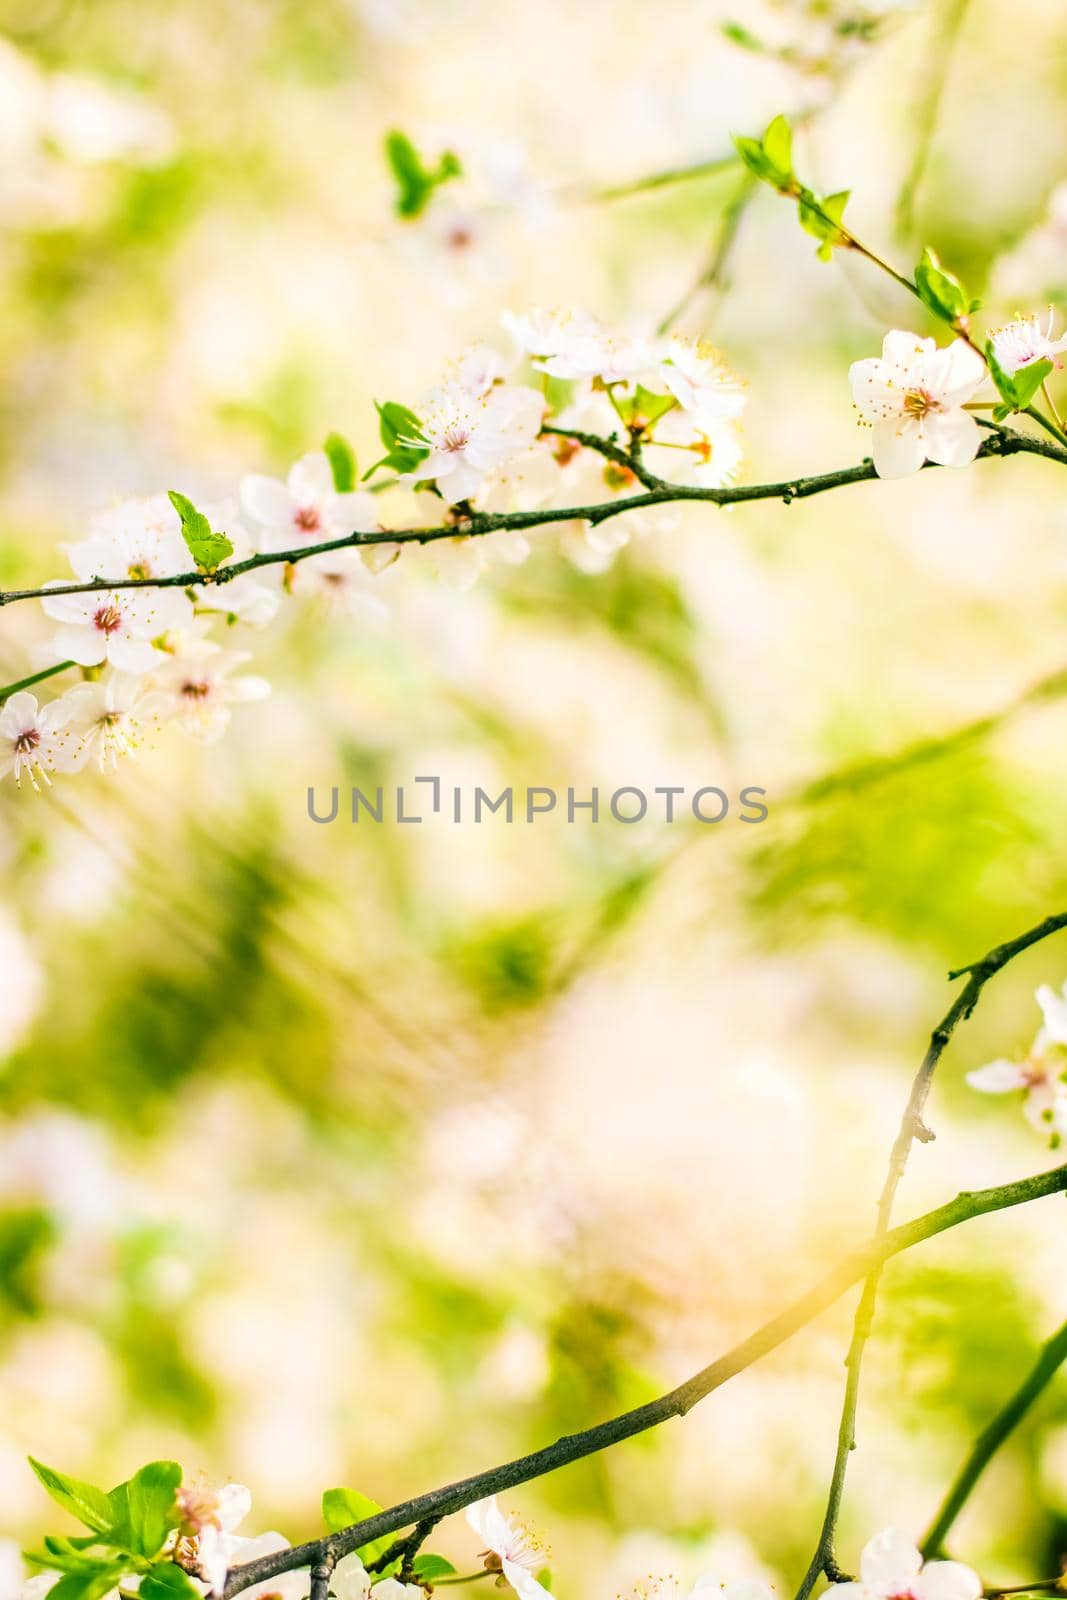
[2,428,1064,613]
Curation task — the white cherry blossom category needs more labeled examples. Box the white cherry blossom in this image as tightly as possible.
[504,306,655,386]
[848,332,987,478]
[241,452,372,554]
[823,1528,981,1600]
[332,1558,371,1600]
[501,307,601,364]
[0,1537,24,1600]
[176,1482,287,1599]
[288,547,390,618]
[968,980,1067,1142]
[466,1496,552,1600]
[417,382,544,504]
[154,643,269,742]
[66,494,192,596]
[40,584,187,673]
[63,673,169,770]
[191,499,280,627]
[0,690,83,788]
[647,408,744,489]
[369,1582,424,1600]
[989,309,1067,374]
[654,336,746,425]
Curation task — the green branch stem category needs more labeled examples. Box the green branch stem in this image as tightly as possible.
[0,659,76,703]
[1,428,1065,622]
[922,1316,1067,1557]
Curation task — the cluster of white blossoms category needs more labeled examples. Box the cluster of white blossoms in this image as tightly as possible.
[5,299,1065,788]
[849,311,1066,479]
[968,979,1067,1145]
[0,308,748,789]
[8,1483,990,1600]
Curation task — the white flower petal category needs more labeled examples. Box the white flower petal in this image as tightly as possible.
[288,452,334,505]
[911,1563,982,1600]
[501,1560,552,1600]
[966,1059,1031,1093]
[920,409,980,469]
[859,1528,923,1596]
[871,422,927,479]
[1036,983,1067,1044]
[241,475,295,531]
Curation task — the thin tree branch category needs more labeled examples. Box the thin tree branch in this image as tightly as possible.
[656,173,759,335]
[2,429,1065,616]
[309,1553,335,1600]
[222,1158,1067,1598]
[795,911,1067,1599]
[894,0,972,241]
[922,1316,1067,1557]
[0,660,76,703]
[539,425,662,489]
[367,1518,442,1580]
[586,152,741,204]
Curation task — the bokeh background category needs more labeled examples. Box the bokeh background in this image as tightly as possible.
[4,0,1067,1591]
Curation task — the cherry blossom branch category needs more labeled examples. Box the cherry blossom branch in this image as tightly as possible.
[2,428,1065,620]
[922,1315,1067,1557]
[538,424,661,488]
[218,1157,1067,1598]
[794,910,1067,1600]
[367,1519,442,1581]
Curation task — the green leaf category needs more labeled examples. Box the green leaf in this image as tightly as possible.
[140,1565,205,1600]
[29,1460,115,1536]
[321,1488,393,1565]
[32,1539,122,1575]
[384,130,462,220]
[732,115,794,191]
[720,20,765,51]
[985,339,1017,407]
[632,385,678,429]
[167,492,234,573]
[323,432,357,493]
[797,188,850,260]
[914,247,970,325]
[410,1556,456,1584]
[1011,357,1053,410]
[45,1565,128,1600]
[109,1462,182,1559]
[762,114,792,177]
[365,401,430,478]
[731,135,784,188]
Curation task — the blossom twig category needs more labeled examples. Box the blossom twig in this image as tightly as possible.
[220,911,1067,1600]
[367,1517,442,1580]
[216,1158,1067,1598]
[2,430,1066,616]
[794,910,1067,1600]
[922,1316,1067,1556]
[538,424,662,489]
